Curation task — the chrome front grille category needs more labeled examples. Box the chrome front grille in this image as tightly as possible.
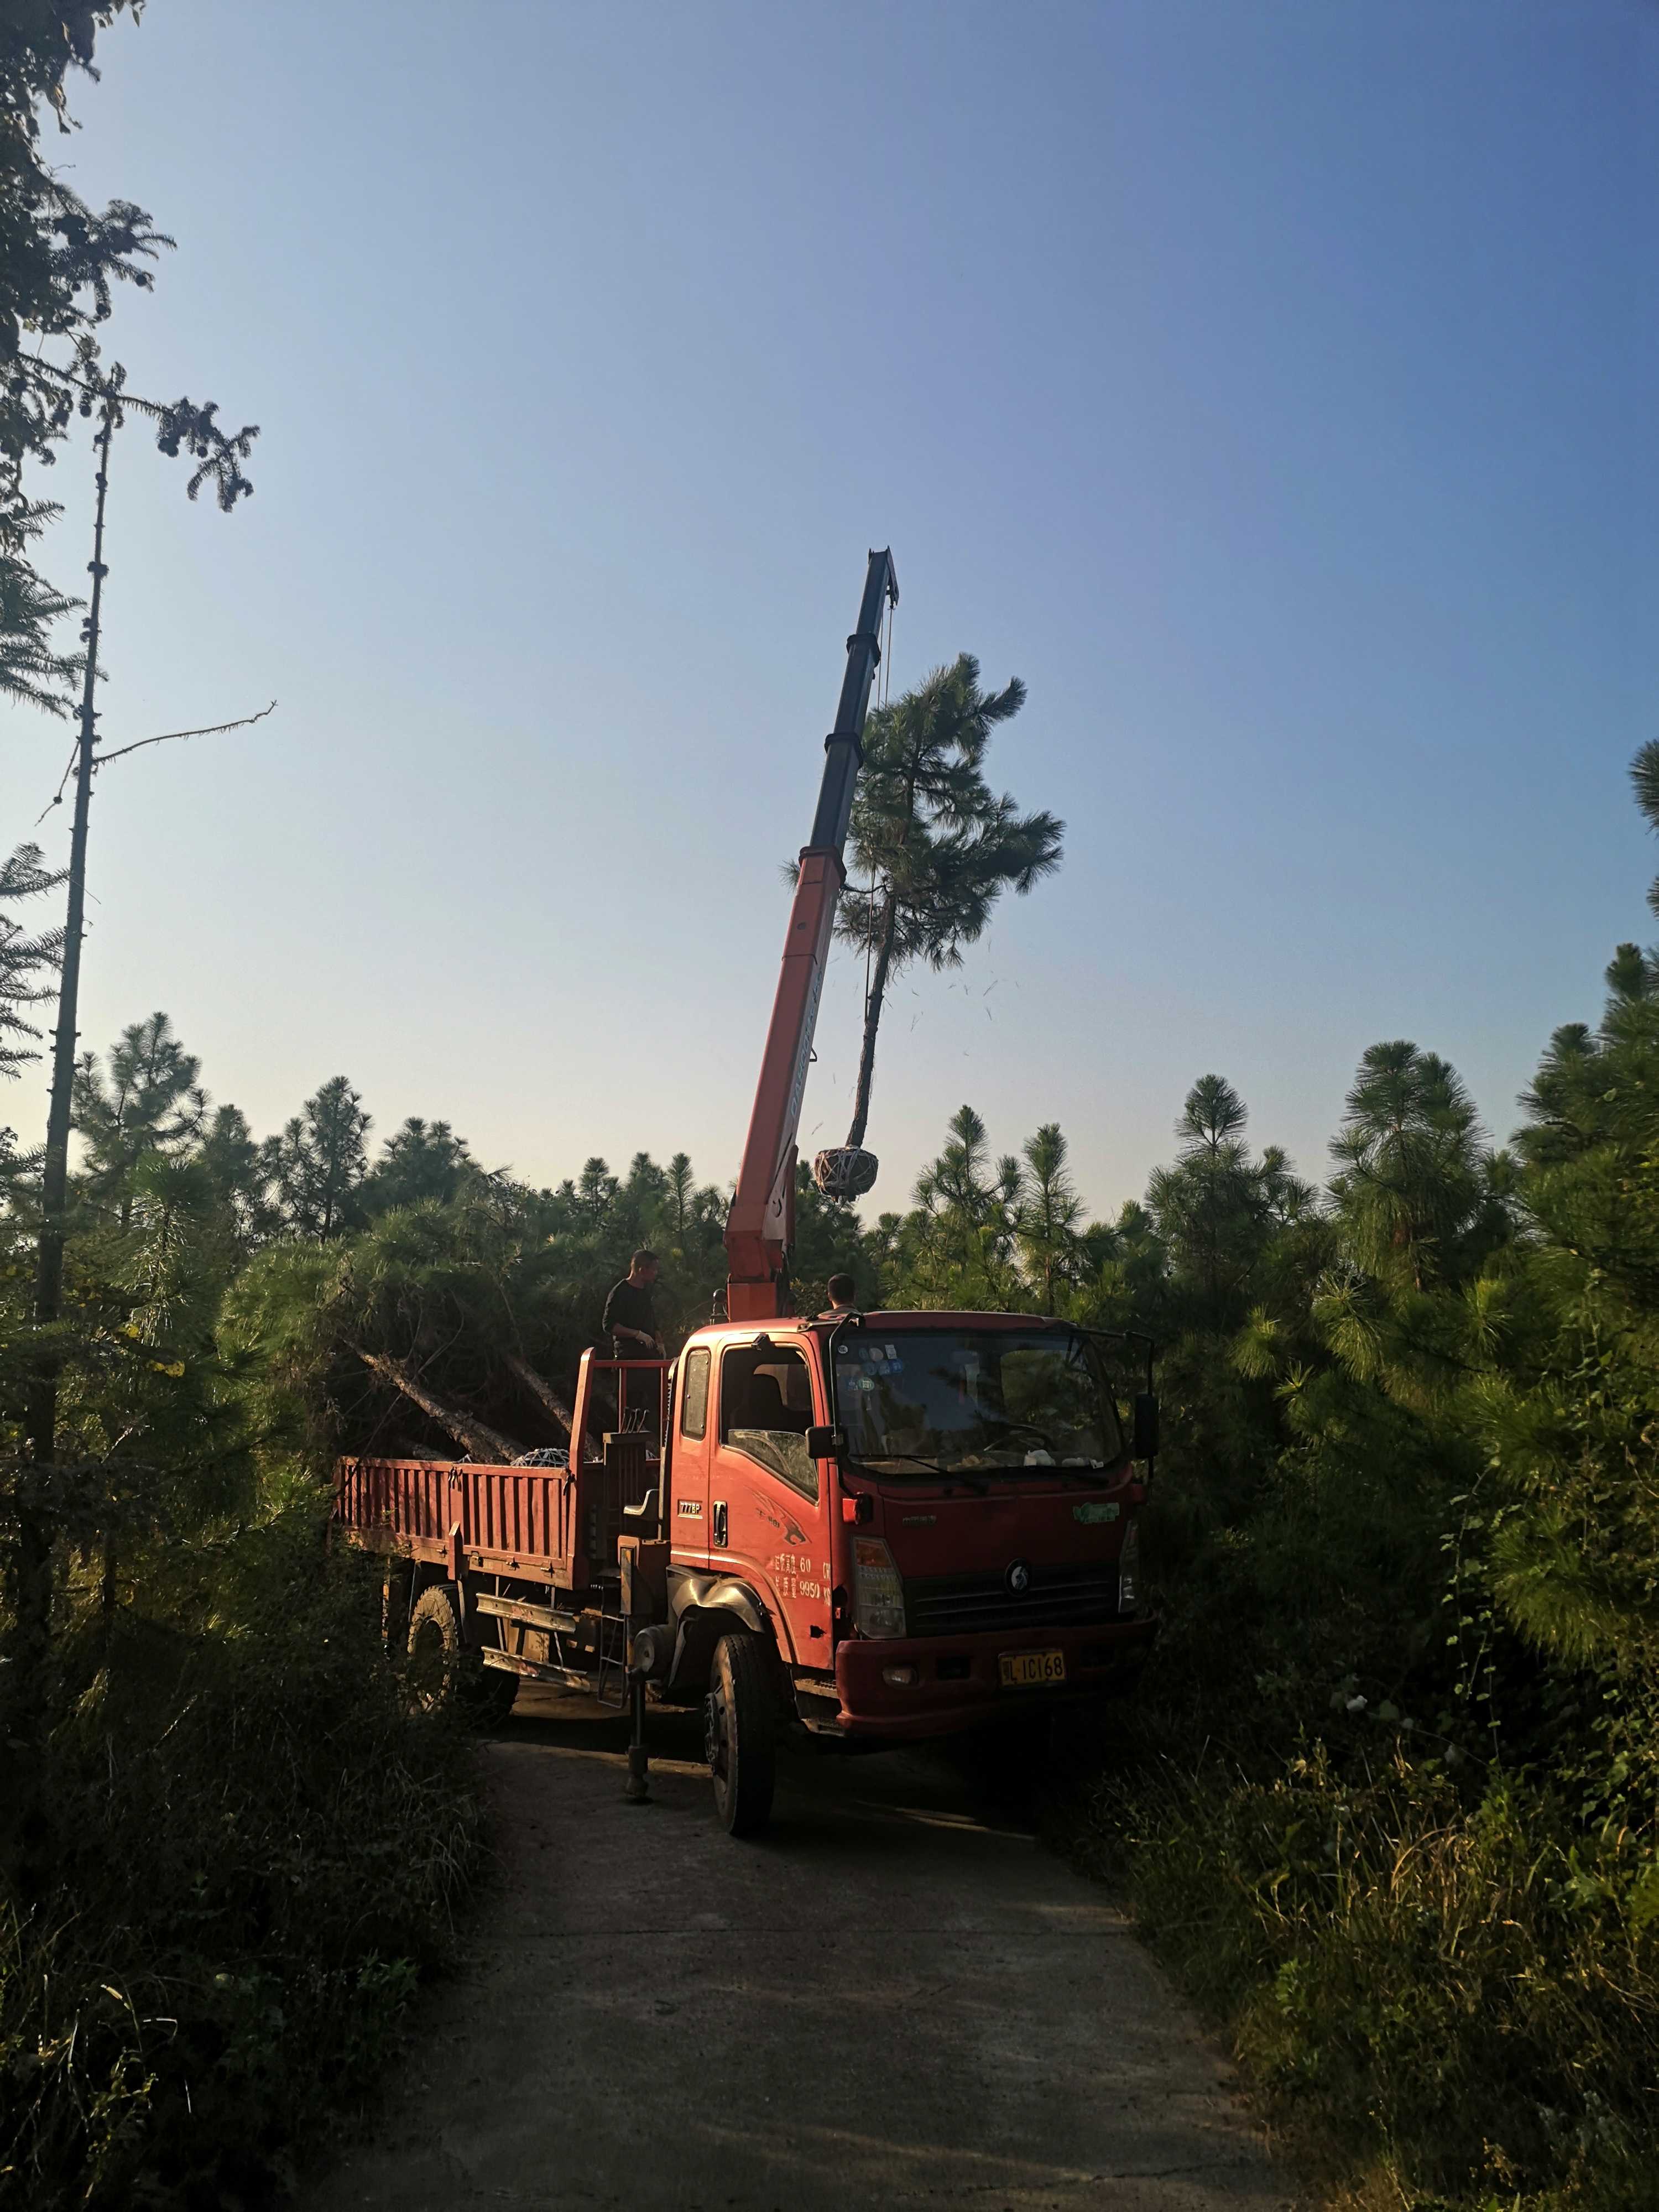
[904,1564,1119,1639]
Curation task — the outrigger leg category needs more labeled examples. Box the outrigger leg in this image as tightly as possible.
[623,1664,651,1804]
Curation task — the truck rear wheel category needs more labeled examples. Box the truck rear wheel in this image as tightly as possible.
[703,1631,776,1838]
[406,1584,518,1726]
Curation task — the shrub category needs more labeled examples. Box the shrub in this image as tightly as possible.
[1077,1743,1659,2209]
[0,1533,482,2211]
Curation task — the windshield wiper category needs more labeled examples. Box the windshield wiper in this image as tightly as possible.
[848,1453,990,1494]
[848,1452,953,1478]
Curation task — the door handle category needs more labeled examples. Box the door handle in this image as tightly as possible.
[712,1500,728,1548]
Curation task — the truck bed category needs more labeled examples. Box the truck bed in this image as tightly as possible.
[334,1452,623,1588]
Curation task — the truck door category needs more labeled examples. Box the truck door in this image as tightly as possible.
[714,1337,833,1665]
[670,1343,712,1569]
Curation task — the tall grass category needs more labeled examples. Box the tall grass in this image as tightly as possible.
[0,1531,483,2211]
[1070,1731,1658,2209]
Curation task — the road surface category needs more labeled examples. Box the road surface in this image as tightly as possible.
[306,1687,1296,2211]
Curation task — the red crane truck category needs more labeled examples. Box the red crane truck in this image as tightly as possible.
[334,550,1160,1835]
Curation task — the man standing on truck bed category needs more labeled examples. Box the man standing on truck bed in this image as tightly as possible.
[603,1249,664,1360]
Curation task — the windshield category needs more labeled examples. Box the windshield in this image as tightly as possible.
[832,1328,1125,1475]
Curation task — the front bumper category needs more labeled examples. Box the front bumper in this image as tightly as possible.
[830,1614,1157,1741]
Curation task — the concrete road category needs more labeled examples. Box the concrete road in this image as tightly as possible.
[306,1687,1296,2212]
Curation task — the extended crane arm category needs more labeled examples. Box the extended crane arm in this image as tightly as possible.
[724,548,899,1323]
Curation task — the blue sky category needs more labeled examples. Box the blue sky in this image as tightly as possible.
[7,1,1655,1222]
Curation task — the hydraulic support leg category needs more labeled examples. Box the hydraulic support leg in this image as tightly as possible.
[623,1666,651,1804]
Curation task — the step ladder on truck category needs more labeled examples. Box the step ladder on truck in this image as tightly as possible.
[333,550,1162,1837]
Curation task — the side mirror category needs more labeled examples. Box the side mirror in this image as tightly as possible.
[806,1424,846,1461]
[1132,1391,1160,1463]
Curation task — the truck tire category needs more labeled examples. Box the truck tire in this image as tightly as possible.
[405,1584,518,1726]
[703,1631,776,1838]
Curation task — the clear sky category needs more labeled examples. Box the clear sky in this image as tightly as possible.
[7,1,1656,1222]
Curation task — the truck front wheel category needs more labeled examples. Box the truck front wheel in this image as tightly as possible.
[703,1631,776,1838]
[406,1583,517,1726]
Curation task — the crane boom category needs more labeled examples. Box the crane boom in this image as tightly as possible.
[724,548,899,1322]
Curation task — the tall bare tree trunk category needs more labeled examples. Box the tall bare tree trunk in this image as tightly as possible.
[354,1350,524,1464]
[9,405,115,1902]
[846,894,898,1152]
[502,1351,575,1436]
[28,403,112,1466]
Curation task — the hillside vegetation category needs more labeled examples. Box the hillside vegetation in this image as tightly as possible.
[7,760,1659,2206]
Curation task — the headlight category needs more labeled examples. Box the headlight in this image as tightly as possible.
[1118,1519,1141,1614]
[852,1536,906,1639]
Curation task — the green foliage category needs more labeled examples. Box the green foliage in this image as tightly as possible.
[839,655,1060,975]
[0,501,79,713]
[0,842,61,1182]
[71,1011,205,1229]
[259,1075,371,1240]
[0,3,161,713]
[0,1531,480,2211]
[0,6,260,719]
[872,758,1659,2208]
[11,733,1659,2206]
[832,655,1063,1149]
[361,1116,480,1214]
[1078,1746,1657,2208]
[900,1103,1025,1309]
[1015,1121,1084,1306]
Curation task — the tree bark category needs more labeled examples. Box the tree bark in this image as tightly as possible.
[10,406,115,1902]
[846,894,898,1151]
[354,1349,524,1464]
[29,402,114,1466]
[502,1351,575,1437]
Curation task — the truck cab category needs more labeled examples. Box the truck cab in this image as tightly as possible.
[647,1310,1156,1783]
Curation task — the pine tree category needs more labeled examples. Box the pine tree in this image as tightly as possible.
[1327,1041,1498,1291]
[0,842,64,1071]
[1631,737,1659,920]
[625,1151,669,1209]
[0,3,164,716]
[261,1076,369,1239]
[361,1117,477,1213]
[909,1104,1023,1307]
[834,656,1063,1154]
[72,1011,205,1229]
[0,502,81,713]
[1146,1076,1275,1326]
[665,1152,695,1240]
[197,1102,273,1248]
[1016,1121,1083,1310]
[0,842,63,1188]
[576,1156,619,1223]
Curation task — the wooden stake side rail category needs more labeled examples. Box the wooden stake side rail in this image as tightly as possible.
[333,1454,581,1586]
[333,1356,667,1593]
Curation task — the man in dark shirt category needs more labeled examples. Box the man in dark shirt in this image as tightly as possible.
[603,1249,664,1361]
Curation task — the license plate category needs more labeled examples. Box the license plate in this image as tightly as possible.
[999,1648,1066,1689]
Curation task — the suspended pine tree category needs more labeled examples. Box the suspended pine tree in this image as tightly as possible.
[821,656,1063,1193]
